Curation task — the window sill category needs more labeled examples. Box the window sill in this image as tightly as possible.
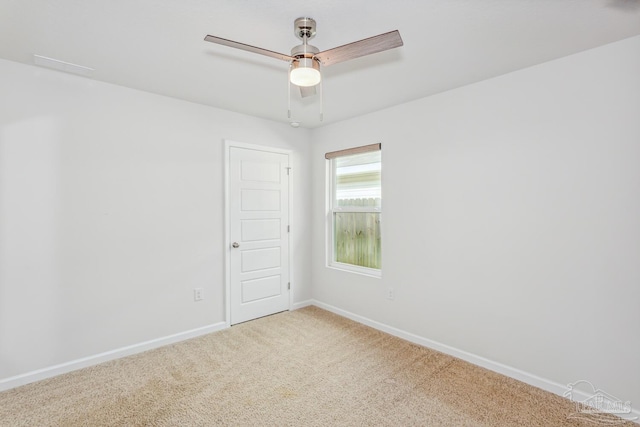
[328,262,382,279]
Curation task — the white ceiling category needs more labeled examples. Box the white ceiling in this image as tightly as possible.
[2,0,640,128]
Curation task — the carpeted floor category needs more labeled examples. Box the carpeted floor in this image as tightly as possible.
[0,306,632,426]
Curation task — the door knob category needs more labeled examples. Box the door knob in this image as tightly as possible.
[232,242,240,248]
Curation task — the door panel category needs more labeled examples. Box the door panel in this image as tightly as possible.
[241,247,281,272]
[241,219,281,241]
[241,189,281,211]
[240,161,281,182]
[229,146,290,325]
[241,275,282,303]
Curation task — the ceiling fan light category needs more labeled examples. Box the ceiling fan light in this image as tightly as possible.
[290,58,321,87]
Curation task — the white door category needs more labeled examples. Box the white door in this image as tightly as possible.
[229,146,290,325]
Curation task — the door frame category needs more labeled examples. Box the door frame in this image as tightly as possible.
[224,139,293,327]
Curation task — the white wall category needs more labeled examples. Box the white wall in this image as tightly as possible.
[311,36,640,407]
[0,58,311,382]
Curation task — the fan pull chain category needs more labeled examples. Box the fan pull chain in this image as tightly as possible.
[287,62,292,120]
[319,78,323,122]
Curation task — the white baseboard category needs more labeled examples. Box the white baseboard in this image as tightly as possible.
[291,299,314,310]
[311,300,640,424]
[0,321,228,392]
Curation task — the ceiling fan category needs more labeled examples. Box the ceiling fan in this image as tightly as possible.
[204,17,403,121]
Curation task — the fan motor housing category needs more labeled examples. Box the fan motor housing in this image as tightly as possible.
[291,43,319,59]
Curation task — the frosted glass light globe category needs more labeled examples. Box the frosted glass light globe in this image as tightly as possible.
[290,58,321,87]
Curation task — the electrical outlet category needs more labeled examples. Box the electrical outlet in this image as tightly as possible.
[386,287,395,300]
[194,288,203,301]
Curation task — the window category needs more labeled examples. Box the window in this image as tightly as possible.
[327,144,381,276]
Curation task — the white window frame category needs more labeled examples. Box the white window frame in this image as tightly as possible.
[326,148,381,278]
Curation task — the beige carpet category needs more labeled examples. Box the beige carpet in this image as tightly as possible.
[0,306,632,426]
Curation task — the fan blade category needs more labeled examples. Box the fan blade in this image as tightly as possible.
[299,85,317,98]
[204,35,294,62]
[315,30,403,67]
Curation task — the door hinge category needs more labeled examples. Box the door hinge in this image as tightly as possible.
[288,282,291,290]
[287,225,290,233]
[286,167,291,175]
